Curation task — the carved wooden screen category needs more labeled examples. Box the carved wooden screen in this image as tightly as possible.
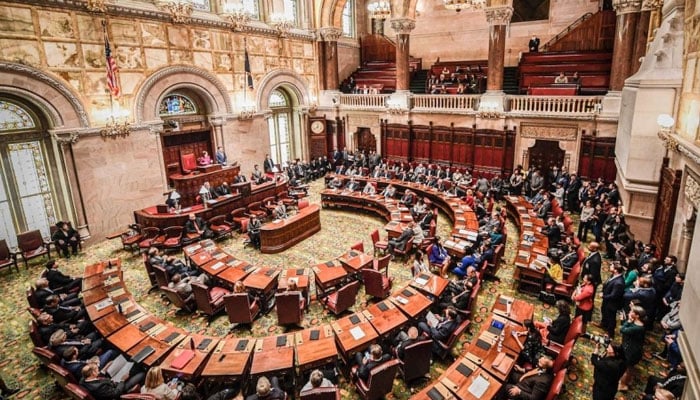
[578,136,617,181]
[650,158,682,257]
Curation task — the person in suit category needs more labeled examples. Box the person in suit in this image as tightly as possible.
[591,343,626,400]
[43,294,86,324]
[393,326,420,360]
[252,164,266,184]
[528,35,540,52]
[581,242,603,291]
[61,345,116,382]
[353,344,391,382]
[52,221,80,258]
[45,259,82,293]
[37,312,94,345]
[600,263,625,338]
[345,177,360,192]
[438,267,478,312]
[248,215,262,249]
[80,363,145,400]
[35,277,80,308]
[541,218,561,249]
[184,213,213,240]
[387,223,414,255]
[419,209,434,231]
[215,182,232,197]
[362,181,376,195]
[380,184,396,199]
[263,154,275,173]
[165,189,181,209]
[215,146,227,165]
[273,201,287,220]
[535,300,571,345]
[198,181,217,201]
[50,329,103,360]
[246,376,286,400]
[504,355,553,400]
[300,369,334,393]
[418,308,460,353]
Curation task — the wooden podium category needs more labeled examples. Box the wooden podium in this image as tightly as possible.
[169,164,240,206]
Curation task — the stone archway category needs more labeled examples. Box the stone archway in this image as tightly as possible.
[256,69,310,111]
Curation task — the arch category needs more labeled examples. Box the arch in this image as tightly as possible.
[134,65,232,123]
[0,62,89,129]
[320,0,417,26]
[256,69,310,111]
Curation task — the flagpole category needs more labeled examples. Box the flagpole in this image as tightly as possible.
[102,20,115,119]
[243,37,247,106]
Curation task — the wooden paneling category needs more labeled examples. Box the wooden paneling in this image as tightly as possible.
[650,158,682,256]
[578,136,617,181]
[161,129,212,175]
[361,34,396,63]
[547,10,616,52]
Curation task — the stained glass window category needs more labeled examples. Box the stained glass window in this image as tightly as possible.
[342,0,355,37]
[159,94,198,116]
[0,100,36,132]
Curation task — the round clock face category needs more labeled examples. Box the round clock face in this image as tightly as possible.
[310,120,324,134]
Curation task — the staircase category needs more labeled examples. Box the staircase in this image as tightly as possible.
[410,69,429,94]
[502,67,519,95]
[542,10,616,52]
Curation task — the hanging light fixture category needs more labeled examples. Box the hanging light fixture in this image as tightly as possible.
[443,0,487,12]
[367,1,391,19]
[155,0,194,23]
[222,1,251,31]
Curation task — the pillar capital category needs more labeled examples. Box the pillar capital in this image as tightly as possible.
[390,18,416,35]
[484,6,513,26]
[319,27,342,42]
[613,0,642,14]
[641,0,663,10]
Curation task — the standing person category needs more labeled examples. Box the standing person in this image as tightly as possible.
[263,154,275,173]
[591,343,626,400]
[600,263,625,338]
[653,256,678,318]
[581,242,603,292]
[528,35,540,52]
[573,274,596,328]
[509,168,524,195]
[578,200,595,241]
[215,146,227,165]
[618,306,647,392]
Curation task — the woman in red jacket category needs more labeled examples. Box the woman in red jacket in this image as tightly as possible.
[573,273,595,328]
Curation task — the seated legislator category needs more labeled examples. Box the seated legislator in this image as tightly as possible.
[273,201,288,220]
[418,308,460,353]
[215,182,232,197]
[400,190,415,207]
[380,184,396,199]
[327,176,343,190]
[429,237,452,278]
[362,181,376,195]
[252,164,267,184]
[301,369,334,393]
[411,198,427,220]
[35,277,81,308]
[61,345,116,382]
[198,181,217,201]
[141,366,181,400]
[438,267,478,312]
[50,329,103,360]
[345,177,360,192]
[247,215,262,249]
[52,221,81,258]
[37,312,94,345]
[387,223,414,255]
[185,213,214,240]
[198,150,212,166]
[80,362,146,400]
[393,326,420,360]
[412,251,430,277]
[504,355,554,400]
[43,295,86,324]
[534,300,571,345]
[554,72,568,84]
[353,344,391,382]
[169,273,209,305]
[165,189,181,209]
[148,247,196,277]
[246,376,286,400]
[45,259,82,293]
[215,146,227,165]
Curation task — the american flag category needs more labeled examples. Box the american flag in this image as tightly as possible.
[103,22,120,97]
[244,39,254,89]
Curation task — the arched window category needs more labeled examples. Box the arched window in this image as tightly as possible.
[0,99,58,247]
[342,0,355,37]
[268,89,292,165]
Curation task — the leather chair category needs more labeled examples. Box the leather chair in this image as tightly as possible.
[161,226,184,253]
[48,362,77,387]
[32,346,59,366]
[262,196,277,216]
[354,359,400,400]
[277,192,297,209]
[191,282,230,324]
[16,229,51,267]
[361,268,392,299]
[544,261,581,298]
[544,368,567,400]
[370,229,388,255]
[26,286,40,309]
[299,387,341,400]
[483,243,504,277]
[120,224,143,254]
[392,238,414,260]
[160,285,194,314]
[350,241,364,253]
[137,227,162,253]
[229,208,248,232]
[247,201,267,220]
[275,291,304,325]
[29,320,45,347]
[152,264,170,289]
[298,199,309,209]
[64,383,95,400]
[0,239,18,272]
[223,293,260,326]
[180,152,197,174]
[208,215,233,241]
[372,254,391,276]
[434,318,471,359]
[141,255,159,293]
[397,339,432,383]
[423,244,444,273]
[552,339,574,373]
[320,280,360,315]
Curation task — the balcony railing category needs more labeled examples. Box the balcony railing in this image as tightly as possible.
[338,94,389,109]
[506,95,602,115]
[412,95,480,111]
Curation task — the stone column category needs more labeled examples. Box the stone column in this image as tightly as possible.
[609,0,642,91]
[390,18,415,92]
[632,0,663,72]
[320,27,342,91]
[484,5,513,92]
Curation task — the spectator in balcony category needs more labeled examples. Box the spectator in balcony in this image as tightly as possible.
[528,35,540,52]
[430,84,440,94]
[554,72,568,84]
[456,83,466,94]
[571,71,580,84]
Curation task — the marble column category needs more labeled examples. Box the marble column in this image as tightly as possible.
[320,27,342,91]
[484,6,513,92]
[609,0,642,91]
[390,18,415,91]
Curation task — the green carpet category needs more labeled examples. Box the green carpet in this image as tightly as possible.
[0,180,668,399]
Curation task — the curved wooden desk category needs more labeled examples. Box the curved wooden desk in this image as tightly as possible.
[259,204,321,254]
[505,196,550,295]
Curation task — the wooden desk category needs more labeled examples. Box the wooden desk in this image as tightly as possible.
[313,260,348,299]
[160,335,218,381]
[201,337,254,379]
[259,204,322,254]
[126,334,176,367]
[243,267,279,294]
[83,269,122,291]
[415,381,459,399]
[216,261,255,286]
[338,250,374,275]
[93,310,129,337]
[491,295,534,325]
[108,323,147,353]
[83,259,120,278]
[169,164,240,207]
[390,286,433,319]
[441,358,502,400]
[82,286,109,306]
[362,300,409,337]
[294,325,338,373]
[332,313,379,363]
[250,335,295,376]
[278,269,310,306]
[410,273,449,298]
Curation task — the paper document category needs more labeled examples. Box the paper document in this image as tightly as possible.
[94,298,113,311]
[468,375,490,398]
[106,354,134,383]
[349,326,365,340]
[426,311,439,328]
[414,276,429,286]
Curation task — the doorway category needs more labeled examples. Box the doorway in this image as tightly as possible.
[355,128,376,154]
[528,140,565,171]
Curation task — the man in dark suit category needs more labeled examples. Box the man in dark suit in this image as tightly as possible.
[246,376,287,400]
[387,224,414,255]
[45,260,82,293]
[528,35,540,52]
[591,343,626,400]
[581,242,602,290]
[263,154,275,173]
[505,355,553,400]
[35,277,81,308]
[540,218,561,249]
[52,221,80,258]
[418,308,460,353]
[184,213,213,240]
[215,182,232,196]
[43,295,86,324]
[600,263,625,338]
[354,344,391,382]
[393,327,420,360]
[80,363,145,400]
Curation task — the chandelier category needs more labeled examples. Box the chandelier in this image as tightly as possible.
[222,1,251,31]
[443,0,486,12]
[156,0,194,23]
[270,13,294,37]
[367,1,391,19]
[100,116,130,138]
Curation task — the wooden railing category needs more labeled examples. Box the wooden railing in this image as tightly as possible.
[338,94,389,109]
[412,94,480,111]
[506,95,602,115]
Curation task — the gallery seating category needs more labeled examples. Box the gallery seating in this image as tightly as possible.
[16,229,51,267]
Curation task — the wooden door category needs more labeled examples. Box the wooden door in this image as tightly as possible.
[650,158,682,256]
[356,128,376,154]
[528,140,565,171]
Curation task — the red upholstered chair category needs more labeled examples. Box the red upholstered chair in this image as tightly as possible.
[262,196,277,215]
[247,201,267,219]
[275,291,305,325]
[434,318,471,359]
[141,255,159,294]
[354,359,400,400]
[26,286,40,310]
[544,261,581,298]
[350,241,364,253]
[191,282,230,324]
[223,293,260,326]
[16,229,51,267]
[552,339,574,373]
[161,226,183,253]
[229,208,248,232]
[545,368,567,400]
[48,362,77,387]
[373,254,391,276]
[397,339,433,383]
[483,243,504,277]
[120,225,143,254]
[29,320,45,347]
[320,280,360,315]
[361,268,392,299]
[298,199,309,209]
[152,264,171,289]
[299,387,341,400]
[277,192,297,209]
[392,238,414,260]
[0,239,18,272]
[32,346,59,366]
[160,285,194,314]
[137,227,161,253]
[546,316,583,355]
[370,229,388,256]
[64,383,95,400]
[208,215,233,241]
[180,152,197,174]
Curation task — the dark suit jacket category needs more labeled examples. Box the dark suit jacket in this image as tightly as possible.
[392,229,413,251]
[582,252,602,285]
[513,370,552,400]
[591,354,625,400]
[547,313,571,344]
[430,318,459,342]
[80,377,125,400]
[263,158,275,173]
[602,275,625,311]
[357,354,391,382]
[46,269,74,290]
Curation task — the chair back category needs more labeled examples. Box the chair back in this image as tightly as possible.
[32,346,58,366]
[209,215,228,227]
[298,199,309,209]
[263,196,276,207]
[248,201,263,213]
[332,280,361,314]
[370,229,380,246]
[374,254,391,275]
[152,264,170,288]
[545,368,567,400]
[17,229,45,253]
[552,340,574,373]
[351,241,364,253]
[48,362,77,386]
[564,262,581,285]
[160,285,190,311]
[299,387,341,400]
[180,152,196,173]
[26,286,40,309]
[359,359,400,400]
[191,282,216,315]
[29,320,45,347]
[400,339,432,382]
[0,239,12,261]
[361,268,391,299]
[562,315,583,345]
[467,280,481,314]
[223,293,259,324]
[64,383,95,400]
[394,237,414,257]
[142,255,157,287]
[275,291,304,325]
[162,226,183,249]
[437,318,471,359]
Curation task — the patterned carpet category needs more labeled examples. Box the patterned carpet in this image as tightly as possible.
[0,180,669,399]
